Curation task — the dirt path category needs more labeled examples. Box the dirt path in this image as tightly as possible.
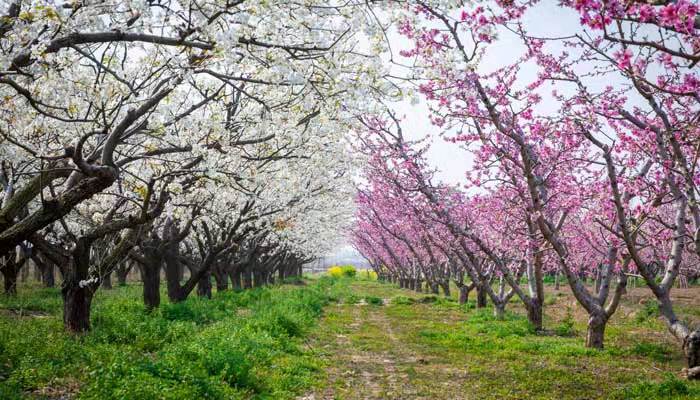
[299,280,700,400]
[299,288,472,400]
[300,303,420,400]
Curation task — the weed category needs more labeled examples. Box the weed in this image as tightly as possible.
[554,306,576,337]
[364,296,383,306]
[636,299,660,323]
[344,294,360,304]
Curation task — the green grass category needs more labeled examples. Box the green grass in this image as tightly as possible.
[0,277,346,399]
[2,277,699,399]
[302,279,700,400]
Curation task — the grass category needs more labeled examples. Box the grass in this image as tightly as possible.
[2,277,699,399]
[0,276,347,399]
[303,279,700,400]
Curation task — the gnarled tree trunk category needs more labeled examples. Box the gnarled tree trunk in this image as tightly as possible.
[230,267,242,291]
[493,302,505,320]
[116,261,130,286]
[101,271,112,289]
[62,237,95,332]
[212,263,228,292]
[457,284,473,305]
[197,269,212,298]
[1,261,20,295]
[585,314,607,349]
[684,330,700,379]
[440,281,450,297]
[243,266,253,289]
[33,253,55,288]
[430,282,439,295]
[140,263,161,310]
[476,285,488,308]
[526,298,543,332]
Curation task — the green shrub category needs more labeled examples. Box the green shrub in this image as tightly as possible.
[340,265,357,277]
[434,297,458,308]
[469,309,534,338]
[419,295,438,304]
[364,296,383,306]
[326,265,357,278]
[636,299,660,323]
[358,270,378,281]
[554,307,576,337]
[613,374,699,399]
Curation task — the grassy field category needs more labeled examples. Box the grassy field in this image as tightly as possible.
[302,279,700,400]
[1,277,699,399]
[0,277,345,399]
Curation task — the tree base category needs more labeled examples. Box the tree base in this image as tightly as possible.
[585,317,606,349]
[684,367,700,380]
[62,285,94,333]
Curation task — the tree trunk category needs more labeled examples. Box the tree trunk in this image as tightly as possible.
[493,303,505,319]
[164,253,185,302]
[62,284,94,332]
[31,253,54,288]
[42,262,55,288]
[62,283,94,332]
[526,299,543,332]
[476,285,488,308]
[685,330,700,379]
[253,270,263,288]
[101,271,112,289]
[1,259,20,295]
[554,271,560,291]
[20,261,29,282]
[415,279,423,293]
[140,264,161,310]
[212,264,228,292]
[440,281,450,297]
[458,285,470,305]
[197,269,212,298]
[33,261,41,281]
[585,315,607,349]
[35,254,56,288]
[243,267,253,289]
[116,262,129,286]
[230,268,242,291]
[431,282,439,295]
[177,260,184,282]
[62,237,95,332]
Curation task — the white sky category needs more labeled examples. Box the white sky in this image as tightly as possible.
[391,2,583,185]
[334,1,634,258]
